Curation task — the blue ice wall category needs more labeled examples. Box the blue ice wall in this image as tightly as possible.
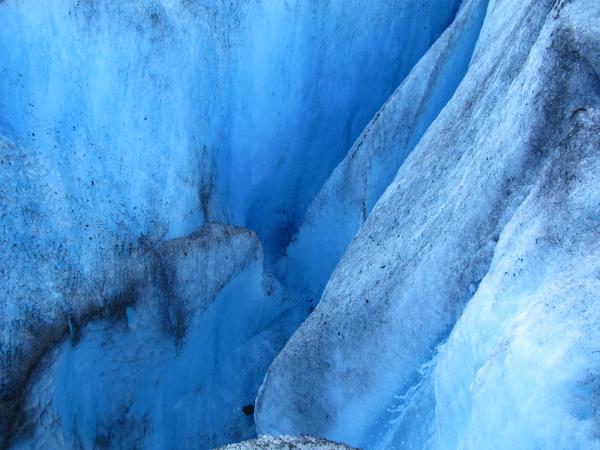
[221,0,464,259]
[0,1,463,446]
[0,0,462,261]
[254,1,600,449]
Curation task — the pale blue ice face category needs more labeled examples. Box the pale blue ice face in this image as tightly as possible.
[277,0,490,310]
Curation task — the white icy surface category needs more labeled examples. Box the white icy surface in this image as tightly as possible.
[435,107,600,449]
[256,0,600,449]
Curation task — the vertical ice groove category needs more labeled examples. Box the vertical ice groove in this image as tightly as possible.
[276,0,490,312]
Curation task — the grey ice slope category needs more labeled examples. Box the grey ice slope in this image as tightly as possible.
[256,0,600,448]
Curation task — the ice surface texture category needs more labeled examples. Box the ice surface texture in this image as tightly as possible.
[0,0,460,258]
[277,0,490,310]
[256,0,600,448]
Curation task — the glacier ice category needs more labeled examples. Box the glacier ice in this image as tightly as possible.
[0,0,462,446]
[256,0,600,449]
[434,106,600,449]
[1,0,599,449]
[0,0,462,259]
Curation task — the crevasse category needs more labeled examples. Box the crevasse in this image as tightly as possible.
[0,0,465,449]
[3,0,599,449]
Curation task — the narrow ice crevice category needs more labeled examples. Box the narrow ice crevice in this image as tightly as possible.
[223,0,464,261]
[276,0,490,310]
